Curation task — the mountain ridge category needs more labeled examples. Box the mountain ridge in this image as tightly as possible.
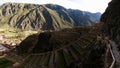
[0,2,101,31]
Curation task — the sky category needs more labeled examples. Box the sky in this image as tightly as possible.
[0,0,112,13]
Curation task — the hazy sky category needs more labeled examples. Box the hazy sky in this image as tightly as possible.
[0,0,111,13]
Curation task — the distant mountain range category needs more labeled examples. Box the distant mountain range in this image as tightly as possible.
[0,3,101,30]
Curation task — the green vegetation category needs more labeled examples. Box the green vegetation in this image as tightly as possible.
[0,58,14,68]
[17,27,106,68]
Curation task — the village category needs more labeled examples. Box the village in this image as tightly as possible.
[0,28,38,56]
[0,34,22,56]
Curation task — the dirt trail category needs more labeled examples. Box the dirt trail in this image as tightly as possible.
[109,40,120,68]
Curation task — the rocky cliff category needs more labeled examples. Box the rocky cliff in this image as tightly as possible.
[0,3,101,31]
[100,0,120,46]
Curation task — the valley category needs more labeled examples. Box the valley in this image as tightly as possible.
[0,0,120,68]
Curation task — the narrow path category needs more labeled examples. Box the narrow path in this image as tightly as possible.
[109,40,120,68]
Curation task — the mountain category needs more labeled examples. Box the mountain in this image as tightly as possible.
[0,3,101,31]
[87,12,101,21]
[100,0,120,46]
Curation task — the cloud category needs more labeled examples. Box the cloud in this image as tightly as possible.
[72,0,111,13]
[0,0,111,13]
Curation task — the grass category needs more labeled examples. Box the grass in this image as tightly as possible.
[56,50,67,68]
[0,58,14,68]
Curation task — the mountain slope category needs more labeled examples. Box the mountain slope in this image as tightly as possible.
[0,3,101,30]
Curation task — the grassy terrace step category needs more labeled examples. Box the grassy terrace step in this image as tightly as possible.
[41,53,50,66]
[80,35,96,40]
[74,41,87,49]
[75,38,91,47]
[23,54,49,67]
[34,54,48,66]
[71,43,83,55]
[55,50,67,68]
[80,37,95,43]
[85,40,97,49]
[62,48,74,66]
[67,46,79,60]
[26,55,37,67]
[35,56,43,66]
[48,52,54,68]
[32,55,42,66]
